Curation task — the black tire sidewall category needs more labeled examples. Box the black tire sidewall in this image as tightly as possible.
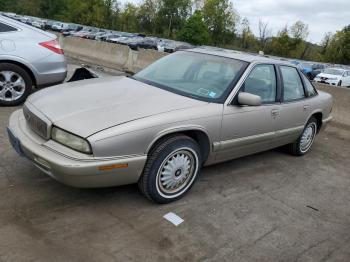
[144,137,202,204]
[0,63,32,106]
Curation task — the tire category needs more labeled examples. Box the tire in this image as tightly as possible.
[337,80,342,86]
[138,135,202,204]
[0,63,33,106]
[288,117,318,156]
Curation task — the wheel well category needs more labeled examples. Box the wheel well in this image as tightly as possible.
[0,60,36,86]
[312,112,323,132]
[149,130,211,163]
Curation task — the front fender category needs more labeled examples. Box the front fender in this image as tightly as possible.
[146,125,213,153]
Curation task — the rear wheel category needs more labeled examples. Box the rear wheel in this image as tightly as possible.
[288,117,318,156]
[337,80,342,86]
[0,63,32,106]
[138,135,201,204]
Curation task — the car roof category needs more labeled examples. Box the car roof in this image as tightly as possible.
[187,46,294,66]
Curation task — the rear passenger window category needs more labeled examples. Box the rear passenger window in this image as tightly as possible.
[0,22,17,32]
[301,74,317,97]
[280,66,305,101]
[243,64,277,103]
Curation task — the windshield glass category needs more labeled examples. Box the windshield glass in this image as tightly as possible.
[324,68,343,75]
[134,51,248,102]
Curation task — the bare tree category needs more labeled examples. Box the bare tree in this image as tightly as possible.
[321,32,333,54]
[258,19,271,51]
[290,20,309,40]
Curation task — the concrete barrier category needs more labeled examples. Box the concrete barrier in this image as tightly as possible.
[58,35,167,73]
[315,84,350,127]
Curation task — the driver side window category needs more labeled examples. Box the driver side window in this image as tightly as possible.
[243,64,277,103]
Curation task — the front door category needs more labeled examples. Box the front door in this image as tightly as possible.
[216,64,280,162]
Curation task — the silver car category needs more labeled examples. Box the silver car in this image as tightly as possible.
[0,15,67,106]
[7,48,333,203]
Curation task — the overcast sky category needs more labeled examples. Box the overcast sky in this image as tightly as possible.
[119,0,350,44]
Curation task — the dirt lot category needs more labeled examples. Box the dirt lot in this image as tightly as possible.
[0,68,349,261]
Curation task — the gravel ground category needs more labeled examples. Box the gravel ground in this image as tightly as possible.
[0,65,349,262]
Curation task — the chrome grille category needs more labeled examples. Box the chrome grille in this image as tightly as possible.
[23,105,48,139]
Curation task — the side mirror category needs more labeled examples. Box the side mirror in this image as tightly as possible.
[238,92,262,106]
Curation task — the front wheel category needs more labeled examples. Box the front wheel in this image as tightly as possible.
[138,135,201,204]
[288,117,318,156]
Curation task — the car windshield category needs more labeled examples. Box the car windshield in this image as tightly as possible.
[134,51,248,102]
[324,68,343,75]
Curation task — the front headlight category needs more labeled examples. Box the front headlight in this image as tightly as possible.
[51,127,92,154]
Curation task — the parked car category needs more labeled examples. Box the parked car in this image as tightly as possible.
[44,20,58,30]
[51,22,69,32]
[0,15,67,106]
[298,62,313,75]
[314,67,350,87]
[102,34,119,42]
[61,23,83,36]
[157,40,192,53]
[31,19,45,29]
[136,37,158,50]
[309,64,326,80]
[95,32,116,41]
[7,48,332,203]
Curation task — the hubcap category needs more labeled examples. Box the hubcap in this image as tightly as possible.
[157,149,197,196]
[300,122,317,153]
[0,71,26,102]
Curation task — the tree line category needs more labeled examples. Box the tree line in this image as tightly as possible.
[1,0,349,64]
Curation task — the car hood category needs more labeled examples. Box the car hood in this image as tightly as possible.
[27,76,205,137]
[316,73,341,79]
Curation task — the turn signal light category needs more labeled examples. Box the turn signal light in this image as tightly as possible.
[98,163,128,171]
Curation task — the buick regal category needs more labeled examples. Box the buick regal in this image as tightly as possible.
[7,48,333,203]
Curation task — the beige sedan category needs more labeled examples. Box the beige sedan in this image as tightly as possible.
[7,48,333,203]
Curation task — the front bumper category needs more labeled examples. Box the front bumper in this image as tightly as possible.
[314,79,339,86]
[7,110,147,188]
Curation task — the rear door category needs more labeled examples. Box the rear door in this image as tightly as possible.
[273,65,309,146]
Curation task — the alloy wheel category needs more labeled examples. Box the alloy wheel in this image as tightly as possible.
[0,71,26,102]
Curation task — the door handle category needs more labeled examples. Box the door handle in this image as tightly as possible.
[303,105,310,111]
[271,109,279,116]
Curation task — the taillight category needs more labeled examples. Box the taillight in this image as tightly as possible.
[39,39,64,55]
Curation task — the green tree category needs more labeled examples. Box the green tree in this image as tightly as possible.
[289,21,309,58]
[137,0,158,34]
[119,3,139,32]
[178,10,209,45]
[267,26,291,57]
[240,17,257,50]
[324,25,350,64]
[202,0,237,45]
[40,0,66,20]
[156,0,192,37]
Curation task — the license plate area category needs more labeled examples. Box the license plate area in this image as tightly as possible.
[7,127,24,157]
